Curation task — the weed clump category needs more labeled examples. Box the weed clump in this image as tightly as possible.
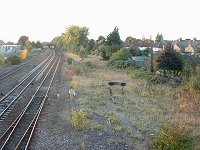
[6,55,21,65]
[106,111,120,125]
[150,123,194,150]
[71,108,87,130]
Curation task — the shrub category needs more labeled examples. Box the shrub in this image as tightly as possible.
[71,108,87,130]
[0,54,5,65]
[6,55,21,65]
[150,124,194,150]
[107,49,133,68]
[133,69,150,79]
[189,75,200,92]
[106,112,120,125]
[98,44,112,60]
[79,46,87,58]
[67,57,74,65]
[109,59,133,69]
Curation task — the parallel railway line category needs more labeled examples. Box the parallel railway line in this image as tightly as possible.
[0,50,55,120]
[0,52,60,149]
[0,50,49,82]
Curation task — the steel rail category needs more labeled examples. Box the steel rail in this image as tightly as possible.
[20,54,60,150]
[0,51,55,118]
[0,54,59,149]
[0,50,53,103]
[0,50,49,81]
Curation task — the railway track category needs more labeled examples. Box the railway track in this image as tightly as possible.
[0,50,55,120]
[0,52,60,150]
[0,50,49,82]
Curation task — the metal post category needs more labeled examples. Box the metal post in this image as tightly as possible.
[150,42,154,72]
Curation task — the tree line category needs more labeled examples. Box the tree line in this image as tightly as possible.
[51,25,200,78]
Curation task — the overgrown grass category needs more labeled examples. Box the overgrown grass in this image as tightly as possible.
[64,52,198,149]
[189,75,200,92]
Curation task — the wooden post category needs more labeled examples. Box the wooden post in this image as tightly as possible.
[150,42,154,72]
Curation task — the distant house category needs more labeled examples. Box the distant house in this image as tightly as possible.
[138,47,148,51]
[173,39,200,55]
[152,42,164,53]
[0,40,5,46]
[0,45,21,56]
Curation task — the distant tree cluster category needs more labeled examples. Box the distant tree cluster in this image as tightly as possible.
[58,25,122,59]
[155,33,163,42]
[17,36,42,50]
[62,25,89,55]
[50,36,63,50]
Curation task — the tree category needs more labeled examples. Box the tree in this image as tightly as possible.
[106,26,122,46]
[97,36,105,43]
[63,25,89,53]
[18,36,29,46]
[155,33,163,42]
[99,26,122,60]
[106,26,122,49]
[35,41,42,48]
[156,43,183,73]
[25,40,32,50]
[50,36,63,50]
[98,44,112,60]
[17,36,32,50]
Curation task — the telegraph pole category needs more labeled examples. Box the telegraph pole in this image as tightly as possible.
[150,41,154,72]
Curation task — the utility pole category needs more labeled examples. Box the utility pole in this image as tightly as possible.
[150,41,154,72]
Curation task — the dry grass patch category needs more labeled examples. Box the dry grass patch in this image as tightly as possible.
[64,52,199,148]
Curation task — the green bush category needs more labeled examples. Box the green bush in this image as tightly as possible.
[109,59,133,69]
[71,109,87,130]
[133,69,150,79]
[0,54,5,65]
[6,55,21,65]
[67,57,74,65]
[107,49,133,68]
[150,124,194,150]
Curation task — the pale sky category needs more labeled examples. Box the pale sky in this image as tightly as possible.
[0,0,200,43]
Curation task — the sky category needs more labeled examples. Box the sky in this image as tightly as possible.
[0,0,200,43]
